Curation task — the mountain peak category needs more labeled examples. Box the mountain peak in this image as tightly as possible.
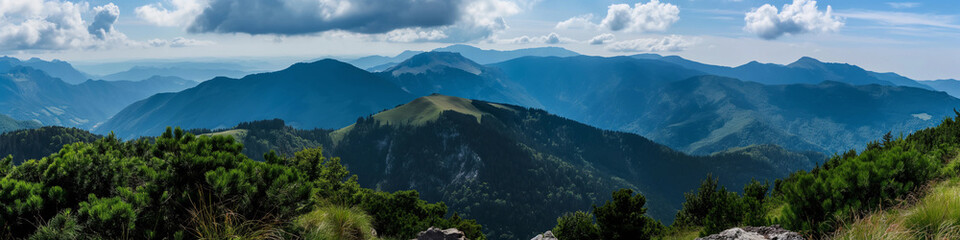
[434,44,482,52]
[284,59,361,73]
[367,94,514,128]
[787,56,826,68]
[387,52,484,76]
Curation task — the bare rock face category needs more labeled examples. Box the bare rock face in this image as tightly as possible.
[530,230,558,240]
[696,226,804,240]
[415,227,468,240]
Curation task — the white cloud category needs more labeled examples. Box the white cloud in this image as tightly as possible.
[498,32,574,44]
[555,14,597,29]
[605,35,694,52]
[135,0,207,27]
[589,33,615,45]
[599,0,680,32]
[148,37,214,47]
[744,0,844,40]
[381,28,449,42]
[0,0,136,51]
[886,2,920,9]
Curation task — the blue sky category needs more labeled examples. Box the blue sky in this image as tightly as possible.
[2,0,959,80]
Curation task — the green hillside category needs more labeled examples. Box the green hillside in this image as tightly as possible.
[0,126,100,164]
[0,114,40,134]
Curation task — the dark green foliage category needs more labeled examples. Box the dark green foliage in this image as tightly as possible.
[552,211,601,240]
[673,176,770,236]
[28,210,81,240]
[551,189,662,240]
[77,195,137,237]
[770,113,960,236]
[0,127,482,239]
[593,189,663,240]
[0,126,100,164]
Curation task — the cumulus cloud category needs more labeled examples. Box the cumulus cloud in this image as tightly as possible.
[135,0,528,42]
[744,0,843,40]
[498,32,574,44]
[589,33,615,45]
[148,37,214,47]
[555,1,679,33]
[88,3,119,39]
[555,14,597,29]
[0,0,135,51]
[605,35,694,52]
[135,0,207,27]
[600,0,680,32]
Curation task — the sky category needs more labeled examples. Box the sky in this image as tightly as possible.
[1,0,958,80]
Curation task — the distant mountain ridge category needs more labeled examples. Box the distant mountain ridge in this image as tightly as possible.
[379,52,541,107]
[634,54,935,90]
[97,59,416,138]
[923,79,960,98]
[0,66,198,128]
[432,44,580,64]
[492,57,960,154]
[345,44,580,71]
[101,66,251,81]
[0,56,91,84]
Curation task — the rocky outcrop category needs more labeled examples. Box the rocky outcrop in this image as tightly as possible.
[414,227,468,240]
[696,226,804,240]
[530,231,558,240]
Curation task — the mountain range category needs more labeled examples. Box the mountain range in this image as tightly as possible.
[492,56,960,154]
[97,59,415,138]
[0,67,198,128]
[102,52,960,156]
[100,66,251,82]
[0,56,91,84]
[346,44,580,71]
[923,79,960,98]
[192,95,825,239]
[635,53,960,98]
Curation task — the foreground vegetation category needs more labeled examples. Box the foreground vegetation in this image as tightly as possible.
[0,127,483,239]
[554,112,960,239]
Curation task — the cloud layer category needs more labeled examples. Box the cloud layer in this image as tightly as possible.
[605,35,693,52]
[0,0,131,51]
[137,0,530,42]
[744,0,843,40]
[498,32,574,44]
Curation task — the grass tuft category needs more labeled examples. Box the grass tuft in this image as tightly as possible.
[295,205,378,240]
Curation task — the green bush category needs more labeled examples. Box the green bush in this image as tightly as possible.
[594,189,663,240]
[552,211,600,240]
[0,127,482,239]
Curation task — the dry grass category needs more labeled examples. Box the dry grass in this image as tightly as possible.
[832,179,960,240]
[187,192,283,240]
